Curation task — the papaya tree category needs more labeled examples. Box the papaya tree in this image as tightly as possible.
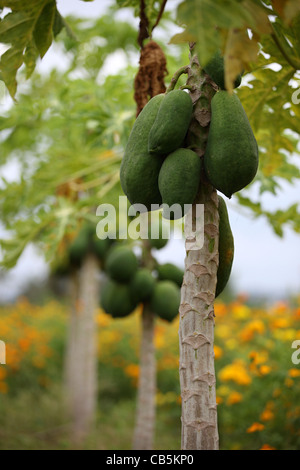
[99,221,183,450]
[119,0,300,451]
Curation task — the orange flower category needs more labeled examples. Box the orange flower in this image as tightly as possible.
[260,444,276,450]
[288,368,300,378]
[227,391,243,405]
[247,422,265,433]
[0,382,8,394]
[214,302,227,317]
[124,363,139,379]
[214,345,223,360]
[219,360,251,386]
[260,404,275,422]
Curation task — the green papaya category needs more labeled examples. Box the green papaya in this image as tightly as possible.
[148,90,193,155]
[148,214,169,250]
[120,94,164,211]
[204,91,259,198]
[101,279,137,318]
[68,226,91,267]
[150,280,181,323]
[216,196,234,298]
[156,263,184,288]
[158,148,202,220]
[130,268,156,303]
[105,245,138,283]
[92,236,113,261]
[204,51,243,90]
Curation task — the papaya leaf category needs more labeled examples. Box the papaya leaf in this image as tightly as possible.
[0,0,67,97]
[33,0,56,58]
[171,0,271,67]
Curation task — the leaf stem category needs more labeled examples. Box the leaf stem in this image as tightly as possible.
[271,24,300,71]
[151,0,168,34]
[166,65,189,92]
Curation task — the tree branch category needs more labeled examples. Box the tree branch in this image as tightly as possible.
[151,0,168,34]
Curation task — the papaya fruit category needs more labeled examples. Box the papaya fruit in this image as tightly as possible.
[130,268,156,303]
[156,263,184,288]
[148,90,193,155]
[158,148,202,220]
[204,51,242,90]
[216,196,234,298]
[68,226,91,267]
[105,244,138,283]
[148,214,169,250]
[204,91,259,198]
[150,280,181,323]
[92,236,113,261]
[120,94,164,211]
[101,279,137,318]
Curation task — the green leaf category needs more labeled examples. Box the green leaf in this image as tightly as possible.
[0,0,64,97]
[33,0,56,58]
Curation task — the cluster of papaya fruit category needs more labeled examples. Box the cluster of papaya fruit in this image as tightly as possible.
[52,223,114,276]
[120,51,258,214]
[120,51,259,297]
[100,242,183,322]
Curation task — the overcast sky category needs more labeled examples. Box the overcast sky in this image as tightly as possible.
[0,0,299,303]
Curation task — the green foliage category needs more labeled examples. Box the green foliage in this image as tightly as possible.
[204,90,259,198]
[158,148,201,219]
[216,196,234,298]
[148,90,193,155]
[0,0,65,97]
[204,51,242,90]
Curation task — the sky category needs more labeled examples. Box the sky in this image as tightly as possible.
[0,0,300,303]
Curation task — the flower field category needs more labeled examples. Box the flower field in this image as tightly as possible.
[0,295,300,450]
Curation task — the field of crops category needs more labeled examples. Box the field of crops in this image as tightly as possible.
[0,295,300,450]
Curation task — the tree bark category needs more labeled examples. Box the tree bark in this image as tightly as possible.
[64,253,99,445]
[132,304,156,450]
[179,44,220,450]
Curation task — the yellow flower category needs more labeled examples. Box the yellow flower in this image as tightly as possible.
[260,408,274,422]
[214,345,223,360]
[227,391,243,405]
[214,302,227,317]
[247,422,265,433]
[232,303,251,320]
[124,363,139,379]
[219,360,251,386]
[240,320,265,342]
[259,365,271,375]
[288,368,300,378]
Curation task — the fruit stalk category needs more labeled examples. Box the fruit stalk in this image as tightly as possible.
[179,44,219,450]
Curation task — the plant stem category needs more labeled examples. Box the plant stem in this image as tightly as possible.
[166,65,190,93]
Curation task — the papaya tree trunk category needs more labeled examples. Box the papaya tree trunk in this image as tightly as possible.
[133,305,157,450]
[64,253,100,445]
[179,44,220,450]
